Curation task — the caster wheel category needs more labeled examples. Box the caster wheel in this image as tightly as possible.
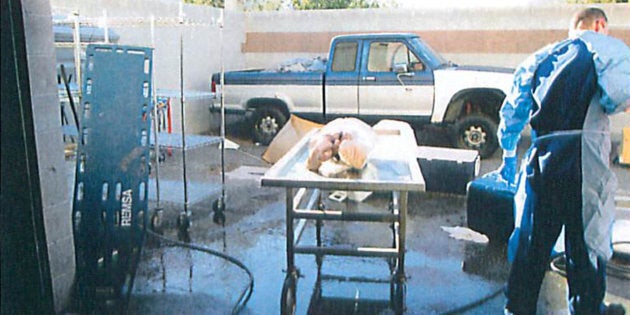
[280,275,297,315]
[150,209,164,234]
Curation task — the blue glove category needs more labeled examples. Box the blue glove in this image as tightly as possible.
[530,129,537,142]
[498,156,517,186]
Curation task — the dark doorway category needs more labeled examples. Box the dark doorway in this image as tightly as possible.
[1,0,55,314]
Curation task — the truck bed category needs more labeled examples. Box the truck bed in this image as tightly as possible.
[223,69,324,86]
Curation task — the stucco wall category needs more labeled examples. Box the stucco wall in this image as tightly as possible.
[50,0,245,134]
[237,4,629,138]
[241,4,630,69]
[48,1,629,136]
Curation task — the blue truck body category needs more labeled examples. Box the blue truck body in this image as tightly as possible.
[211,33,513,157]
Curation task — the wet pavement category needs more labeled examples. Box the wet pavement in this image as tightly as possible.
[112,119,630,314]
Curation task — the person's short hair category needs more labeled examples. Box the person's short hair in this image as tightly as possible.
[572,7,608,30]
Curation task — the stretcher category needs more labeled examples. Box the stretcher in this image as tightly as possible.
[261,120,425,314]
[72,44,152,312]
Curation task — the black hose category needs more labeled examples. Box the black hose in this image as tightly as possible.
[438,286,504,315]
[144,229,254,314]
[59,64,80,131]
[439,241,630,314]
[549,241,630,281]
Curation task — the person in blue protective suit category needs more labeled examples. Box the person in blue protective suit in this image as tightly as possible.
[497,7,630,315]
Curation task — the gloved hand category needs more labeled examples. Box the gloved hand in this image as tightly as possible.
[498,155,517,186]
[530,129,537,142]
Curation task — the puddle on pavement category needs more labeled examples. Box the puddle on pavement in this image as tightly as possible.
[131,192,511,314]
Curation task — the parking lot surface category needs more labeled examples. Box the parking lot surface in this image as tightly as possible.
[125,119,630,314]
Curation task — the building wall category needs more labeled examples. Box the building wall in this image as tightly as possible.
[50,0,245,134]
[241,4,630,69]
[22,0,75,312]
[237,3,630,139]
[48,2,629,136]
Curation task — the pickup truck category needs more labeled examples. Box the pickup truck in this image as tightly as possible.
[211,33,513,157]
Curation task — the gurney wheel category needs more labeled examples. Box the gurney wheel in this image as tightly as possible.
[281,274,297,315]
[158,149,166,163]
[150,209,163,234]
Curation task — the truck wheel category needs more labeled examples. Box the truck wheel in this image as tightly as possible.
[452,114,498,158]
[252,107,287,145]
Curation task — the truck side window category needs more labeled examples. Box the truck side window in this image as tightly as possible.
[368,41,423,72]
[331,42,358,72]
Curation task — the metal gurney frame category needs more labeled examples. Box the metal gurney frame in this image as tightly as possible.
[261,120,425,314]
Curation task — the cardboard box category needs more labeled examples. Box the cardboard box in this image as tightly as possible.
[262,115,322,164]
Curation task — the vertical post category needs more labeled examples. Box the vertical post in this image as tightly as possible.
[315,191,323,247]
[102,10,109,43]
[150,15,161,211]
[397,191,408,282]
[219,9,226,203]
[179,25,188,216]
[315,190,323,268]
[175,7,192,244]
[72,12,81,96]
[285,188,295,273]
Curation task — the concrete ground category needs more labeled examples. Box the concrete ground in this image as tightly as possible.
[122,118,630,315]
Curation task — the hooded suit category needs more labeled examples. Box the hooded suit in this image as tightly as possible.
[498,31,630,314]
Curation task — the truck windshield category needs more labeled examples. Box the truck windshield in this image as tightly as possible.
[409,37,450,69]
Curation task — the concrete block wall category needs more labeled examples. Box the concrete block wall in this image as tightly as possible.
[48,2,629,137]
[50,0,245,134]
[238,4,630,139]
[241,4,630,69]
[22,0,75,312]
[48,2,629,88]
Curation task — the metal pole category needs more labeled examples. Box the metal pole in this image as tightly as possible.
[150,15,162,211]
[59,64,80,132]
[219,10,226,203]
[397,191,407,282]
[102,10,109,44]
[72,12,82,96]
[180,31,189,217]
[172,3,192,242]
[286,188,295,273]
[211,9,227,227]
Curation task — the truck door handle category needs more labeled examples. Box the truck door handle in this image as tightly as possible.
[362,76,376,81]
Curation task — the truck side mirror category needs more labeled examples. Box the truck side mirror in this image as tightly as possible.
[396,66,415,87]
[393,63,409,74]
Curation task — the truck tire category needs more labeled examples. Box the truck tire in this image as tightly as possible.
[252,106,287,145]
[452,114,498,158]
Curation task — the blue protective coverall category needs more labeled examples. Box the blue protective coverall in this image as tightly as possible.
[498,30,630,314]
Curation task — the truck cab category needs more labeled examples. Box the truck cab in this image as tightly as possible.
[325,33,441,123]
[212,33,513,158]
